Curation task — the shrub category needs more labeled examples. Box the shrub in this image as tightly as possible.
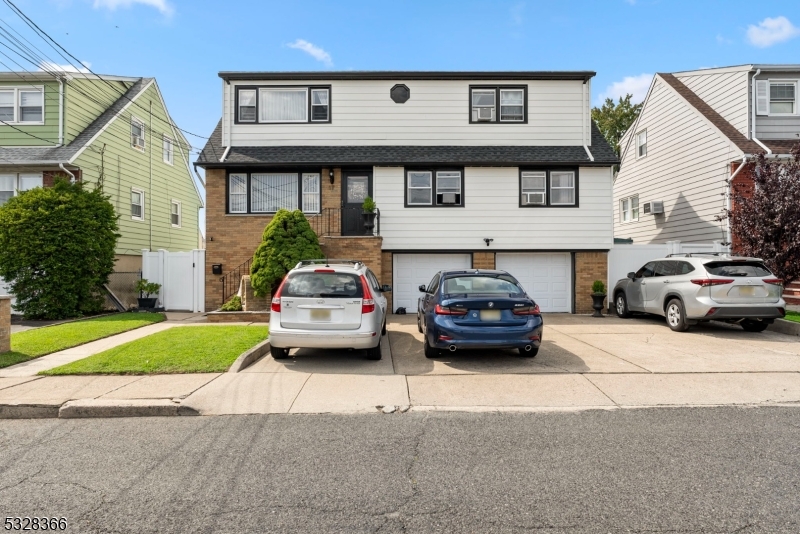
[362,196,376,213]
[135,279,162,298]
[0,179,119,319]
[220,295,243,311]
[250,209,323,297]
[591,280,606,294]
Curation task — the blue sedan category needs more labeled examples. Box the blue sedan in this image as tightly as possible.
[416,269,544,358]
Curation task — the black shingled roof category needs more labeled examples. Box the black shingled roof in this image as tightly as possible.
[195,121,618,167]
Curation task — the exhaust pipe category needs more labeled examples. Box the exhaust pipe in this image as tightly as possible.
[524,345,532,352]
[449,345,457,352]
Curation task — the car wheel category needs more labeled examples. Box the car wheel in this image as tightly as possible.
[366,339,382,360]
[741,319,769,333]
[665,299,689,332]
[270,345,289,359]
[519,347,539,357]
[417,313,423,333]
[423,335,438,359]
[615,292,630,318]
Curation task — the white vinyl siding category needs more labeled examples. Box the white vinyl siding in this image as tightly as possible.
[675,69,750,137]
[259,88,307,122]
[251,173,298,212]
[228,173,247,213]
[223,79,587,146]
[376,166,612,250]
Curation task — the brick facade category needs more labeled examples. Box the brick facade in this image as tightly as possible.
[320,235,383,282]
[574,252,608,314]
[241,275,270,311]
[473,252,495,270]
[381,251,394,313]
[729,161,755,254]
[0,296,10,354]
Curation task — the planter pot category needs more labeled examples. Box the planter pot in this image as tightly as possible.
[137,297,157,310]
[362,211,377,235]
[590,293,606,317]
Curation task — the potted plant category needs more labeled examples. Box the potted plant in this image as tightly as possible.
[135,279,161,310]
[590,280,606,317]
[362,196,377,235]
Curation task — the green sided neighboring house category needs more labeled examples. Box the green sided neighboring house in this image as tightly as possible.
[0,71,204,276]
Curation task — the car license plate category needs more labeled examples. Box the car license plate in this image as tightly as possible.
[739,286,756,297]
[480,310,501,321]
[310,309,331,321]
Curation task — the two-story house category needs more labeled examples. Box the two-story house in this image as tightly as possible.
[0,71,204,273]
[196,71,618,314]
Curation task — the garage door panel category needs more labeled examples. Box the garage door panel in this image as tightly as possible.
[392,253,471,312]
[496,253,572,313]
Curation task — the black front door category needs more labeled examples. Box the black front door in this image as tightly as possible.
[341,171,372,236]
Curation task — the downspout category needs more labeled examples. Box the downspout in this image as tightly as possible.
[750,69,772,154]
[726,155,748,246]
[58,77,64,146]
[582,80,594,161]
[219,146,231,163]
[59,163,75,184]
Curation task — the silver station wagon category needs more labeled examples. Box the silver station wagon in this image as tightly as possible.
[613,254,786,332]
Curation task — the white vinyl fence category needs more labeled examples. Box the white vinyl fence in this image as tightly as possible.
[142,249,206,312]
[0,277,15,311]
[608,240,729,292]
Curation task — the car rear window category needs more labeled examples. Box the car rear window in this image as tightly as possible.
[442,275,524,296]
[283,272,364,298]
[704,261,772,277]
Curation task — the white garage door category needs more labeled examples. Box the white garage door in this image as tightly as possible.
[496,253,572,313]
[392,253,472,312]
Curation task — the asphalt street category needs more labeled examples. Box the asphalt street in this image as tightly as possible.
[1,407,799,533]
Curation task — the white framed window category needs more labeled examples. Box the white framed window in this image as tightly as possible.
[769,81,796,115]
[131,117,145,151]
[636,129,647,158]
[520,171,546,206]
[162,135,173,165]
[251,173,298,212]
[228,173,248,213]
[302,173,321,213]
[550,171,576,205]
[237,89,257,122]
[131,189,145,220]
[435,171,462,205]
[471,86,526,123]
[0,87,44,124]
[310,89,329,122]
[406,171,433,205]
[0,172,43,206]
[499,89,524,122]
[471,89,496,122]
[259,88,307,123]
[620,195,639,223]
[170,200,181,227]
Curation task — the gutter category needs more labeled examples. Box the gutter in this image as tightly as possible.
[725,155,748,245]
[750,69,772,154]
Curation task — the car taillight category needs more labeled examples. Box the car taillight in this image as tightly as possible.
[513,304,541,316]
[315,268,335,273]
[763,278,783,286]
[434,304,468,316]
[360,275,375,314]
[271,277,288,313]
[690,278,734,287]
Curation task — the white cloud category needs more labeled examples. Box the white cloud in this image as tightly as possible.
[510,2,524,25]
[746,16,800,48]
[716,34,732,45]
[596,73,653,105]
[286,39,333,67]
[92,0,174,16]
[39,60,92,73]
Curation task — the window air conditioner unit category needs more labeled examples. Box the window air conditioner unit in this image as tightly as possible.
[441,193,457,204]
[523,192,546,205]
[643,201,664,215]
[132,135,144,148]
[476,107,493,121]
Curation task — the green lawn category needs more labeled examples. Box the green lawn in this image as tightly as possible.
[1,312,165,369]
[41,326,269,375]
[784,311,800,324]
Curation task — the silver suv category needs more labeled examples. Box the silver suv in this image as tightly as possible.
[268,260,390,360]
[613,254,786,332]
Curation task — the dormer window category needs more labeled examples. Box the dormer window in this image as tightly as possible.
[236,86,331,124]
[470,86,527,123]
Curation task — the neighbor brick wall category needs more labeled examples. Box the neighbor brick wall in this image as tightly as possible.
[729,161,755,254]
[575,252,608,314]
[0,296,10,354]
[43,169,82,187]
[473,252,495,270]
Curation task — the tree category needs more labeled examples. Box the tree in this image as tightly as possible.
[591,94,643,157]
[0,178,119,319]
[250,209,324,297]
[719,144,800,286]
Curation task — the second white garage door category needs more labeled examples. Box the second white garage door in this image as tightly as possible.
[392,253,472,313]
[496,253,572,313]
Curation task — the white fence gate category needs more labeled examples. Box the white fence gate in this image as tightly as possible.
[608,240,729,292]
[142,249,205,312]
[0,277,15,310]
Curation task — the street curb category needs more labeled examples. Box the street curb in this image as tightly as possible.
[0,404,60,419]
[228,338,270,373]
[768,319,800,337]
[59,398,199,418]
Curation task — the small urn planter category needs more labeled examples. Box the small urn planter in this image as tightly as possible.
[590,293,606,317]
[361,196,377,236]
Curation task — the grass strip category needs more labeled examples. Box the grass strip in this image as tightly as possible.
[783,311,800,324]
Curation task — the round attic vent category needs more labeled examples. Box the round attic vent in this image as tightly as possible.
[390,84,410,104]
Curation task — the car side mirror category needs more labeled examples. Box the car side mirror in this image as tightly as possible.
[627,272,636,280]
[418,284,427,292]
[381,285,392,293]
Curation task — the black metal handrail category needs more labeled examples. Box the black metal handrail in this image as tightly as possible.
[307,207,381,237]
[220,258,251,306]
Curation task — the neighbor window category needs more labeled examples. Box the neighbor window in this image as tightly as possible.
[0,87,43,123]
[406,169,464,207]
[131,189,144,220]
[237,89,257,122]
[131,118,145,150]
[770,81,796,114]
[620,195,639,222]
[162,135,173,165]
[227,171,322,214]
[636,130,647,158]
[519,169,577,207]
[0,172,43,206]
[471,86,526,123]
[170,200,181,227]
